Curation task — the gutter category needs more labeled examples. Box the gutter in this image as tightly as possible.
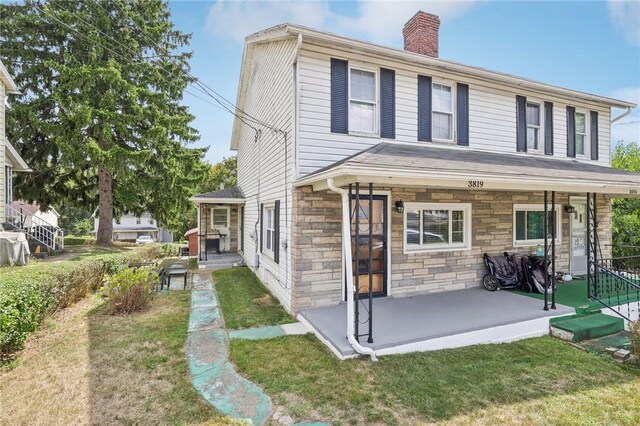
[326,178,378,361]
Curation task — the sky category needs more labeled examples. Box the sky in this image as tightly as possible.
[168,0,640,164]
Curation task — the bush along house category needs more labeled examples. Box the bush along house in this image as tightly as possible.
[190,12,640,359]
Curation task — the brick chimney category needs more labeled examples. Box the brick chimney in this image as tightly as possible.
[403,11,440,58]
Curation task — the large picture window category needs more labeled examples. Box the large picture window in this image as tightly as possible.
[349,68,376,133]
[513,204,562,246]
[404,203,472,252]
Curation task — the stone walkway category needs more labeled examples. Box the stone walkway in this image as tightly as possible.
[187,272,272,425]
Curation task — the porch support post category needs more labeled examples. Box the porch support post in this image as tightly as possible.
[543,191,549,311]
[593,193,598,298]
[353,183,360,342]
[587,192,592,299]
[551,191,556,310]
[367,183,374,344]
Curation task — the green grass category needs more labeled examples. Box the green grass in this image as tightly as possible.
[230,335,640,425]
[0,291,235,425]
[214,267,295,329]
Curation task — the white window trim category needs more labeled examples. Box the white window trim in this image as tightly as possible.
[526,101,543,153]
[211,206,230,229]
[431,80,456,143]
[403,202,472,254]
[574,109,589,159]
[348,66,379,136]
[263,205,275,254]
[513,204,562,247]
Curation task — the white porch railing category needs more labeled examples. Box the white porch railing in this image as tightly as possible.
[4,203,65,251]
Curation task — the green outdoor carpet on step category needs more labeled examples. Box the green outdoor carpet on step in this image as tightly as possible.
[550,313,624,342]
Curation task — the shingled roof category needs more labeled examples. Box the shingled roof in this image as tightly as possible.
[190,186,245,203]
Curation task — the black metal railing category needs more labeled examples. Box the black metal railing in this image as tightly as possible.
[591,256,640,322]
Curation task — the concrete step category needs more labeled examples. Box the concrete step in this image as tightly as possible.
[550,312,625,342]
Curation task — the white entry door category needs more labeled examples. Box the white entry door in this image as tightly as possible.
[570,198,587,275]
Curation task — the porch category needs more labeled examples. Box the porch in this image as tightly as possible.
[299,287,574,358]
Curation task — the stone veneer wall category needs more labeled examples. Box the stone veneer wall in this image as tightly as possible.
[290,186,612,312]
[198,203,239,254]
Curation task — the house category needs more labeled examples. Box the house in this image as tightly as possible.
[93,211,173,243]
[1,60,31,226]
[8,200,60,228]
[191,12,640,358]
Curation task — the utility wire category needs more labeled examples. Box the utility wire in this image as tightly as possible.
[612,120,640,126]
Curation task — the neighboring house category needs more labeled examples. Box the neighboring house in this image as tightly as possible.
[191,12,640,358]
[1,60,31,226]
[9,200,60,228]
[93,211,173,243]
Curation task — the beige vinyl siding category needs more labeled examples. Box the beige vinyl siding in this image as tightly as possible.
[296,43,613,176]
[0,82,5,223]
[236,38,297,312]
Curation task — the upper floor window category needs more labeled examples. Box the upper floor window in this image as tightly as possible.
[432,83,453,140]
[349,68,376,133]
[575,112,586,156]
[526,102,541,151]
[149,218,155,225]
[136,217,141,224]
[116,218,121,225]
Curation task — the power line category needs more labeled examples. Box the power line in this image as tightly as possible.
[613,120,640,126]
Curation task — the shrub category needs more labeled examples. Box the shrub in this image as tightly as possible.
[630,321,640,361]
[64,235,96,246]
[102,267,157,314]
[0,245,162,353]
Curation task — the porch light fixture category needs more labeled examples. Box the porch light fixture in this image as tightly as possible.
[564,205,576,214]
[395,200,404,214]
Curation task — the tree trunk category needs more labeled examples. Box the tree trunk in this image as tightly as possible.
[96,164,114,246]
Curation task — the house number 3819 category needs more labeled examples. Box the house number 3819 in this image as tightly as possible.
[468,180,484,188]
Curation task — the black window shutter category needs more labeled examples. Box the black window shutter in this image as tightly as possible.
[380,68,396,139]
[544,101,554,155]
[567,106,576,158]
[330,58,348,134]
[259,203,264,253]
[590,111,599,160]
[273,200,280,264]
[456,83,469,146]
[417,75,432,141]
[515,95,527,152]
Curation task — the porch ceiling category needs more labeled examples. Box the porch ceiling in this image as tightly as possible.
[294,143,640,196]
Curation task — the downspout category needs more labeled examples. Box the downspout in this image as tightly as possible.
[327,178,378,361]
[611,106,634,124]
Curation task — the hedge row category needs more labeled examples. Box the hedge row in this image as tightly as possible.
[0,245,161,353]
[63,235,96,246]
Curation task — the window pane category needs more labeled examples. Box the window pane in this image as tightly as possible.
[423,210,448,244]
[515,211,526,240]
[526,103,540,125]
[406,210,420,245]
[350,101,375,132]
[576,134,585,155]
[527,127,538,150]
[432,84,452,112]
[452,210,464,243]
[575,113,586,134]
[214,209,227,227]
[433,112,452,140]
[350,69,375,101]
[526,211,544,240]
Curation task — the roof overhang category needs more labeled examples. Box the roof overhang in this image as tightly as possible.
[5,141,32,172]
[0,60,20,95]
[295,164,640,197]
[294,143,640,197]
[189,197,246,205]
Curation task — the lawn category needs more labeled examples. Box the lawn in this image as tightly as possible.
[230,335,640,425]
[0,291,233,425]
[214,267,295,329]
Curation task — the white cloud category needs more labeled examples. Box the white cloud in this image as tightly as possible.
[204,0,475,45]
[610,87,640,145]
[205,0,333,42]
[607,0,640,47]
